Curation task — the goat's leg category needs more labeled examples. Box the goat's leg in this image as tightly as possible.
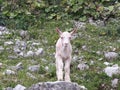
[56,56,63,81]
[64,57,71,82]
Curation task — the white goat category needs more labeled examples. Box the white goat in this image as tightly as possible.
[55,28,77,82]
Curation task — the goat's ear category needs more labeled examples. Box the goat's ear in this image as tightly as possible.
[56,27,62,35]
[70,28,77,35]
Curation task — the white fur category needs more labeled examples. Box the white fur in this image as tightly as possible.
[55,28,76,82]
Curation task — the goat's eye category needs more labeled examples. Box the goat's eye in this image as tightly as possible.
[69,37,71,40]
[61,37,64,39]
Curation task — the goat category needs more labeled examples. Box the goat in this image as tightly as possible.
[55,28,77,82]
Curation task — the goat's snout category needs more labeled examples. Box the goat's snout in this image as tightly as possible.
[64,43,68,47]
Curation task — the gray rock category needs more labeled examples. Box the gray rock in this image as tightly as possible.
[0,62,2,68]
[73,21,86,30]
[26,51,34,57]
[82,45,88,51]
[4,41,14,46]
[28,65,40,72]
[35,48,43,56]
[19,30,29,40]
[5,87,13,90]
[104,52,118,60]
[13,84,26,90]
[8,55,18,60]
[26,72,37,79]
[77,63,89,70]
[104,64,120,77]
[0,46,4,52]
[111,78,119,88]
[4,69,16,75]
[26,81,87,90]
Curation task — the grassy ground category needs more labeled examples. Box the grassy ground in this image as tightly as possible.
[0,19,120,90]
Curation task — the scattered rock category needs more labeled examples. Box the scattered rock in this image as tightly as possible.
[4,69,16,75]
[0,46,4,52]
[77,63,89,70]
[0,62,2,68]
[13,84,26,90]
[103,62,113,66]
[26,81,87,90]
[19,30,29,40]
[26,72,37,79]
[104,64,120,77]
[111,78,119,88]
[5,87,13,90]
[26,51,34,57]
[4,41,14,46]
[82,45,88,51]
[8,55,18,60]
[104,52,118,60]
[28,65,40,72]
[35,48,43,56]
[73,21,86,29]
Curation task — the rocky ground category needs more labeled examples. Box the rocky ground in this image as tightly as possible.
[0,19,120,90]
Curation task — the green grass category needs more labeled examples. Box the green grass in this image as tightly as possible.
[0,19,120,90]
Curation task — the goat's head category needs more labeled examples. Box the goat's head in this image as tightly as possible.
[56,28,77,47]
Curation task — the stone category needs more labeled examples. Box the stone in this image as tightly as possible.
[0,46,4,52]
[5,87,13,90]
[13,84,26,90]
[104,52,118,60]
[26,81,87,90]
[35,48,43,56]
[8,55,18,60]
[103,62,113,66]
[28,65,40,72]
[77,63,89,70]
[19,30,29,40]
[104,64,120,77]
[4,41,14,46]
[26,51,34,57]
[0,62,2,68]
[111,78,119,88]
[73,21,86,29]
[4,69,16,75]
[26,72,37,79]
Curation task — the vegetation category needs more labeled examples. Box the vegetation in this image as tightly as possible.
[0,0,120,29]
[0,0,120,90]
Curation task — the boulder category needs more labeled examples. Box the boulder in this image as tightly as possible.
[26,81,87,90]
[104,64,120,77]
[104,52,118,60]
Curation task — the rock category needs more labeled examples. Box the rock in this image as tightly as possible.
[82,45,88,51]
[35,48,43,56]
[26,51,34,57]
[0,46,4,52]
[32,42,40,46]
[103,62,113,66]
[13,84,26,90]
[104,52,118,60]
[8,62,23,71]
[19,30,29,40]
[13,47,21,54]
[104,64,120,77]
[77,63,89,70]
[0,62,2,68]
[5,87,13,90]
[28,65,40,72]
[4,69,16,75]
[4,41,14,46]
[8,55,18,60]
[73,21,86,29]
[26,72,37,79]
[111,78,119,88]
[26,81,87,90]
